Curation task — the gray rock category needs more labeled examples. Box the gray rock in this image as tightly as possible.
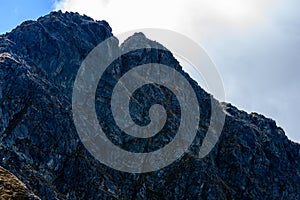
[0,11,299,199]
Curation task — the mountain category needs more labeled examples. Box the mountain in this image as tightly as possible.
[0,11,299,199]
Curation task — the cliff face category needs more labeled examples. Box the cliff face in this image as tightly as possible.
[0,11,299,199]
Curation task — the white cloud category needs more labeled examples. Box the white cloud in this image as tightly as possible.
[54,0,300,143]
[54,0,276,38]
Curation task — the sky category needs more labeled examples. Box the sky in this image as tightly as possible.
[0,0,299,143]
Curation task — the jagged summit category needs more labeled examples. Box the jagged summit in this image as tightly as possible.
[120,32,167,51]
[0,11,299,199]
[8,11,112,34]
[2,11,113,86]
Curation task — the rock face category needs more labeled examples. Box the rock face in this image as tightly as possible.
[0,11,299,199]
[0,166,40,199]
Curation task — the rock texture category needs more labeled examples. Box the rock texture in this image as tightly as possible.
[0,166,40,199]
[0,11,299,199]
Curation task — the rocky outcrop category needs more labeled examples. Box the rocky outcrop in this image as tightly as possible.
[0,166,40,199]
[0,11,299,199]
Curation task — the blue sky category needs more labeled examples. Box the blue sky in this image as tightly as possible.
[0,0,54,34]
[1,0,299,143]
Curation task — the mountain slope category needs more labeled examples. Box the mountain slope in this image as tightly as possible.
[0,166,40,199]
[0,11,299,199]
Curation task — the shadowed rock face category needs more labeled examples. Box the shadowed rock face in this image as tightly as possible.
[0,11,299,199]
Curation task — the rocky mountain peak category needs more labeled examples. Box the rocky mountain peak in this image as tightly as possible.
[3,11,113,89]
[0,11,299,199]
[121,32,167,51]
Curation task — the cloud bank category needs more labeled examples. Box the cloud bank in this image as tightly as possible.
[54,0,300,142]
[54,0,275,37]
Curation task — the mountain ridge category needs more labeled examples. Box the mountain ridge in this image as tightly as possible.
[0,11,299,199]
